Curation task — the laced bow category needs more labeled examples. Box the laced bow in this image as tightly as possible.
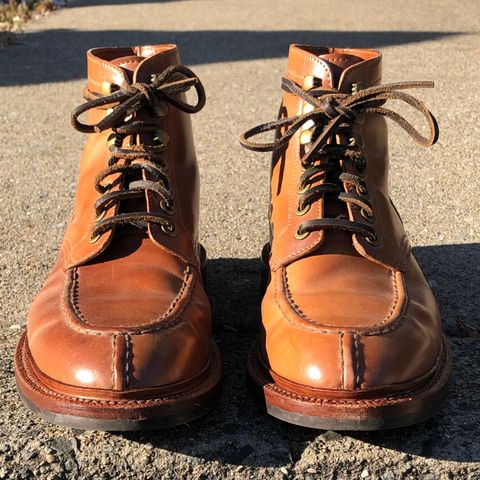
[71,64,205,242]
[240,78,439,242]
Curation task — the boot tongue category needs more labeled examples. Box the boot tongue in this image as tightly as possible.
[108,49,182,239]
[317,53,364,87]
[313,53,364,221]
[108,56,148,231]
[111,55,145,81]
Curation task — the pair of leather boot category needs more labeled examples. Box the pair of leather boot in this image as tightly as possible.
[14,44,451,431]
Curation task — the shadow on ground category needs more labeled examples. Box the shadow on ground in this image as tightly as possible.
[0,29,466,86]
[117,243,479,467]
[67,0,182,5]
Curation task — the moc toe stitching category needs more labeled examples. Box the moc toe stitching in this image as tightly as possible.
[66,265,195,334]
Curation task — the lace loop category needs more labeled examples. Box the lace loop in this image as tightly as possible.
[71,64,206,134]
[240,78,438,155]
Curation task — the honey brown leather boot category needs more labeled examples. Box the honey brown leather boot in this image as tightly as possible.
[15,45,222,430]
[240,45,451,430]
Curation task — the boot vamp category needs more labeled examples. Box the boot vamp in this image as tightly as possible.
[27,233,211,391]
[75,230,191,330]
[284,252,397,329]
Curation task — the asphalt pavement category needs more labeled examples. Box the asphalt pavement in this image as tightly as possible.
[0,0,479,478]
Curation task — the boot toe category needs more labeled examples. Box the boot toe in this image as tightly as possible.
[262,259,443,396]
[25,252,212,393]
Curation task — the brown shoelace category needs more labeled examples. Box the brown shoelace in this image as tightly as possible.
[71,64,206,242]
[240,78,439,243]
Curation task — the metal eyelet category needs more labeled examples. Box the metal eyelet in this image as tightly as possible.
[95,210,106,222]
[297,182,310,194]
[101,81,114,96]
[161,223,177,237]
[365,232,380,246]
[355,112,365,125]
[294,228,310,240]
[153,129,170,146]
[302,102,315,114]
[348,135,365,148]
[302,75,321,91]
[160,199,175,215]
[300,129,313,145]
[159,160,169,172]
[295,203,311,216]
[351,82,366,94]
[89,233,101,244]
[107,133,122,148]
[356,184,368,197]
[360,208,375,223]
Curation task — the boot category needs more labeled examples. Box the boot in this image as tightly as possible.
[240,45,451,430]
[15,44,222,431]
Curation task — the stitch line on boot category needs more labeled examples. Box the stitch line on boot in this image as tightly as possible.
[125,334,131,389]
[111,334,117,389]
[61,267,196,335]
[354,333,361,389]
[282,267,400,330]
[340,333,345,389]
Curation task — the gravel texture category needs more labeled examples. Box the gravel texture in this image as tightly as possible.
[0,0,479,478]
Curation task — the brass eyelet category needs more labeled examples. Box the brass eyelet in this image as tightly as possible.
[297,182,310,194]
[302,75,321,91]
[302,102,315,114]
[160,199,175,215]
[348,135,365,148]
[95,209,106,222]
[365,232,380,246]
[360,208,375,223]
[107,133,122,148]
[153,129,170,146]
[351,82,366,94]
[299,129,313,145]
[101,81,114,96]
[161,223,177,237]
[356,184,368,197]
[294,228,310,240]
[89,233,101,244]
[295,203,311,216]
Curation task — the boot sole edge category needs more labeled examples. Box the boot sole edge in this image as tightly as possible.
[247,335,452,431]
[14,331,223,431]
